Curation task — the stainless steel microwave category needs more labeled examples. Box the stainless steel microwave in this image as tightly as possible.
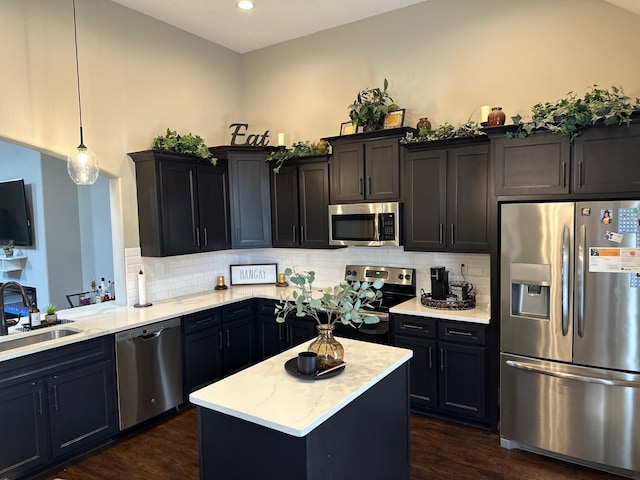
[328,202,402,247]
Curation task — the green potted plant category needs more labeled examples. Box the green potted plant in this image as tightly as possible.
[3,240,14,257]
[152,128,217,164]
[44,304,58,324]
[275,268,383,368]
[348,78,398,132]
[508,85,640,141]
[401,120,486,144]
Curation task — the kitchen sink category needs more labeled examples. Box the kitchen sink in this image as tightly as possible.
[0,328,82,353]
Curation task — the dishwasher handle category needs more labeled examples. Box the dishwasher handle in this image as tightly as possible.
[140,328,164,340]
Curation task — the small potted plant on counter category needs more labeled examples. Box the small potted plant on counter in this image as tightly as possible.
[275,268,383,369]
[3,240,15,257]
[44,305,58,324]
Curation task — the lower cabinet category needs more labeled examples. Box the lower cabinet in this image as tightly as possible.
[392,314,487,425]
[257,298,317,360]
[182,300,256,398]
[0,337,116,480]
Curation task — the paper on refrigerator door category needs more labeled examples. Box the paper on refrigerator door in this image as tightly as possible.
[589,247,640,273]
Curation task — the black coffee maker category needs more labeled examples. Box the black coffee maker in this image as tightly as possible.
[430,266,449,300]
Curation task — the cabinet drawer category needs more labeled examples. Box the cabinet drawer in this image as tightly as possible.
[438,321,485,345]
[183,309,221,334]
[257,298,278,315]
[222,301,254,322]
[393,315,436,338]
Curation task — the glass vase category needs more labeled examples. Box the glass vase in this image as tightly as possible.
[308,324,344,369]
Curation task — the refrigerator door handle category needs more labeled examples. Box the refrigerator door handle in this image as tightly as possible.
[577,224,586,338]
[506,360,640,388]
[561,225,570,336]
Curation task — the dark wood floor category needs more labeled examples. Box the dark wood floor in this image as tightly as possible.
[40,407,624,480]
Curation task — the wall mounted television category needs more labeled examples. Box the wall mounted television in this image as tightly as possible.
[0,178,33,246]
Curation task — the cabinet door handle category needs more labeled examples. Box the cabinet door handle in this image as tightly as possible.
[204,227,208,246]
[300,225,305,243]
[292,225,296,243]
[359,177,363,195]
[428,346,433,369]
[37,387,43,416]
[562,161,567,188]
[450,224,455,245]
[279,324,284,342]
[578,161,584,188]
[286,325,291,344]
[440,348,445,371]
[196,227,201,247]
[52,384,59,411]
[218,331,223,351]
[439,224,444,244]
[368,176,372,195]
[226,329,231,348]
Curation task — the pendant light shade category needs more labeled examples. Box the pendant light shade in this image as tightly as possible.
[67,0,98,185]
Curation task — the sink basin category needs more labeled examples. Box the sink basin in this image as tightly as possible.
[0,328,82,353]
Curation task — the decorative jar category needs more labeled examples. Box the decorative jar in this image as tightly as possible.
[308,324,344,369]
[417,117,432,131]
[487,107,506,126]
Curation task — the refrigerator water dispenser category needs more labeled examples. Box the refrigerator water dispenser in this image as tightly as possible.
[510,263,551,320]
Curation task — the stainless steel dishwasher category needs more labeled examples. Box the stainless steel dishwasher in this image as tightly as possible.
[115,317,182,430]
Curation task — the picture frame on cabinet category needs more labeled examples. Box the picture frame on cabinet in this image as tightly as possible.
[384,109,405,129]
[230,263,278,285]
[340,121,357,135]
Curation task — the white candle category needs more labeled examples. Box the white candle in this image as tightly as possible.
[138,270,147,305]
[277,132,285,146]
[480,105,492,124]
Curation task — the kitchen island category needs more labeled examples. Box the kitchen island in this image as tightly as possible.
[189,337,413,480]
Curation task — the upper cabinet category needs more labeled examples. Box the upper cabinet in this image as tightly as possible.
[323,128,413,204]
[489,122,640,197]
[403,139,490,253]
[210,146,273,249]
[270,155,331,248]
[130,151,231,257]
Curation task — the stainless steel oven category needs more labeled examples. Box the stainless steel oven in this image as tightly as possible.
[328,202,401,247]
[333,265,415,344]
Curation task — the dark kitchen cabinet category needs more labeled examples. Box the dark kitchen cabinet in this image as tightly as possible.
[323,128,412,204]
[210,146,273,249]
[490,122,640,197]
[271,156,331,248]
[221,300,256,376]
[182,301,255,396]
[392,314,487,425]
[403,140,489,252]
[0,337,116,480]
[257,298,317,360]
[182,309,223,396]
[130,150,231,256]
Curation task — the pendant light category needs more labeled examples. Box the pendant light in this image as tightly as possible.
[67,0,99,185]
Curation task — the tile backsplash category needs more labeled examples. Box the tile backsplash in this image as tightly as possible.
[125,246,490,307]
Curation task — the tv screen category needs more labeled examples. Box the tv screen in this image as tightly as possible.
[0,178,33,246]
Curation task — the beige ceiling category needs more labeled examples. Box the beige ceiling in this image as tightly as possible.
[111,0,639,54]
[110,0,429,53]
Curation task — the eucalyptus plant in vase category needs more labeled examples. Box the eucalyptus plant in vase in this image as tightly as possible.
[275,268,383,368]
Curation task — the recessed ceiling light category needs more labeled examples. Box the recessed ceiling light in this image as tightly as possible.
[236,1,255,10]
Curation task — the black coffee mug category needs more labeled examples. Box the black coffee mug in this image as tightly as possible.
[297,351,318,375]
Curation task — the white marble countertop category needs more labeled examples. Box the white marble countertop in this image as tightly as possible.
[0,284,488,362]
[389,298,491,324]
[189,337,412,437]
[0,285,298,362]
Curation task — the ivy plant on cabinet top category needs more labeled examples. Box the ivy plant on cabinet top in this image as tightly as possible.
[266,140,328,173]
[509,85,640,141]
[152,128,216,163]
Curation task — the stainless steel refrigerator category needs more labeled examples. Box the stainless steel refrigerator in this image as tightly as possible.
[500,201,640,476]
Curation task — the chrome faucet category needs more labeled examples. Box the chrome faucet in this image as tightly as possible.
[0,281,32,336]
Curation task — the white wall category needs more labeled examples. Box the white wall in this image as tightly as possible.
[2,0,639,307]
